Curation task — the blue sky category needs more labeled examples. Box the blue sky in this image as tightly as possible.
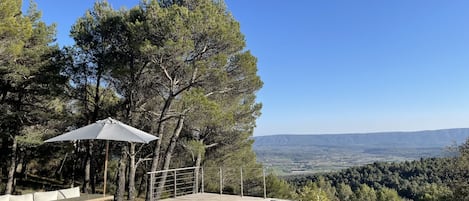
[27,0,469,136]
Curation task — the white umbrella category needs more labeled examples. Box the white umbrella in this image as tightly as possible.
[45,117,158,195]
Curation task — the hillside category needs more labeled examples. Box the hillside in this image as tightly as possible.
[254,128,469,148]
[253,128,469,175]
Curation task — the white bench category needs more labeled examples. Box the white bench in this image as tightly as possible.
[0,187,80,201]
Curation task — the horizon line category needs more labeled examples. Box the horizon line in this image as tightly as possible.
[254,127,469,137]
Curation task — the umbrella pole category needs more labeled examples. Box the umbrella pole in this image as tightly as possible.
[103,140,109,196]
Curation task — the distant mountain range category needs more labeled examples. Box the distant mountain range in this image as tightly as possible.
[253,128,469,174]
[254,128,469,148]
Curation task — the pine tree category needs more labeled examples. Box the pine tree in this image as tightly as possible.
[66,1,122,194]
[0,0,32,66]
[0,0,65,194]
[64,1,262,199]
[376,187,402,201]
[295,182,331,201]
[337,183,354,201]
[352,184,377,201]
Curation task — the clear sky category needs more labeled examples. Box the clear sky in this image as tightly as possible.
[26,0,469,136]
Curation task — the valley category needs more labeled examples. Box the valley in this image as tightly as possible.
[253,128,469,175]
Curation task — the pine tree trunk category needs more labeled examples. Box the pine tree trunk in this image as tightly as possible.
[5,136,17,194]
[91,163,96,194]
[147,97,173,201]
[115,145,127,201]
[156,116,184,198]
[194,151,202,193]
[20,154,28,179]
[72,141,78,187]
[1,137,9,176]
[128,143,136,200]
[150,96,173,172]
[137,168,147,198]
[82,141,92,193]
[91,73,101,194]
[0,137,10,176]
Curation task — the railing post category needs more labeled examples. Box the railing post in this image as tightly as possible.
[240,168,244,197]
[195,167,199,194]
[201,167,204,193]
[263,168,266,199]
[219,167,223,195]
[150,173,154,201]
[174,170,177,198]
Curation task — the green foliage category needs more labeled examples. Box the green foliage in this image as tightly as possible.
[136,0,264,172]
[352,184,377,201]
[0,0,67,194]
[286,138,469,201]
[376,187,402,201]
[287,157,456,200]
[448,138,469,200]
[183,89,226,128]
[312,177,337,201]
[17,125,51,147]
[2,0,263,197]
[265,174,295,199]
[295,181,330,201]
[417,183,452,201]
[66,1,121,123]
[0,0,65,144]
[184,139,205,160]
[336,183,354,201]
[0,0,32,64]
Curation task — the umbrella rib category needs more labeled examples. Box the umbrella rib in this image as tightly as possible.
[96,123,108,140]
[122,124,149,143]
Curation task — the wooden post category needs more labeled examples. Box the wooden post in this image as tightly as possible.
[103,141,109,196]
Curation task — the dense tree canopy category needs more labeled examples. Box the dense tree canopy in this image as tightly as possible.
[0,0,66,194]
[286,140,469,201]
[0,1,262,200]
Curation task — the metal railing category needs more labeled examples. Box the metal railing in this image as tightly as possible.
[147,166,265,201]
[202,167,266,198]
[147,167,199,200]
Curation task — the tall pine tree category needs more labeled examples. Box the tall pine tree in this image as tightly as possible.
[0,0,66,194]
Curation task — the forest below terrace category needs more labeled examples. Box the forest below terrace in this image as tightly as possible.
[263,138,469,201]
[1,0,262,201]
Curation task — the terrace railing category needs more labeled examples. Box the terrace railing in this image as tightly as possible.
[147,166,266,201]
[201,167,266,198]
[147,167,199,200]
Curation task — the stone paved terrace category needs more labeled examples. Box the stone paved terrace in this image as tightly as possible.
[161,193,290,201]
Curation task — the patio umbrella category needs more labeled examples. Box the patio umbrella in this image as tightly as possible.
[44,117,158,195]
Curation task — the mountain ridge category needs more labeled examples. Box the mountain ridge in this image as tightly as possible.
[254,128,469,148]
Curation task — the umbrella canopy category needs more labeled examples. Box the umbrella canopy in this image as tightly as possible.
[45,117,158,143]
[44,117,158,196]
